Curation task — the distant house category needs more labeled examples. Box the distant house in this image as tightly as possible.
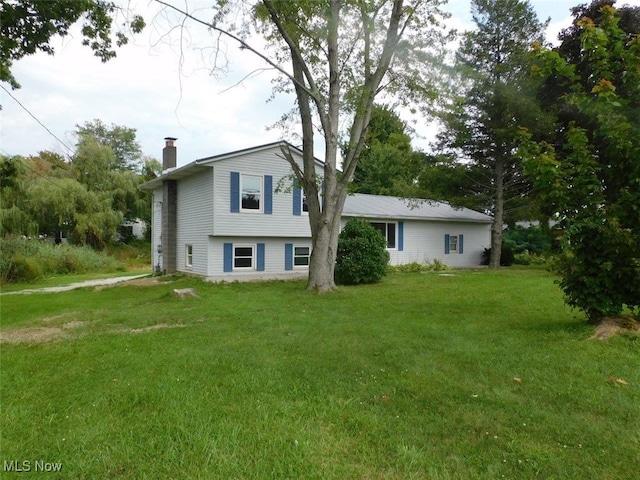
[140,139,491,281]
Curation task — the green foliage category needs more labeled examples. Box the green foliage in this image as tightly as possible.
[1,122,153,247]
[0,238,123,284]
[76,119,143,171]
[482,244,515,266]
[0,0,144,89]
[335,218,390,285]
[520,4,640,322]
[503,225,552,254]
[437,0,550,267]
[388,259,449,273]
[349,105,420,196]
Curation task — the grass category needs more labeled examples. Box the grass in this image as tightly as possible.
[1,269,638,479]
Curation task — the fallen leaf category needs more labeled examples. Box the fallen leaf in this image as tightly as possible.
[513,377,522,383]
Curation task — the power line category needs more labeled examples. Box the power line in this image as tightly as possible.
[1,84,74,157]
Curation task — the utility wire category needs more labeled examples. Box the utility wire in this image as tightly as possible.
[1,84,74,158]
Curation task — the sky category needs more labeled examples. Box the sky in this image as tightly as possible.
[2,0,638,168]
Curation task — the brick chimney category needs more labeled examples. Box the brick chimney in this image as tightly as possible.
[163,137,177,172]
[161,137,177,274]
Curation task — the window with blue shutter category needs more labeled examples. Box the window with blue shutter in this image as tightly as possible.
[230,172,240,212]
[285,243,293,270]
[223,243,233,272]
[398,221,404,252]
[256,243,265,271]
[293,188,301,216]
[264,176,272,214]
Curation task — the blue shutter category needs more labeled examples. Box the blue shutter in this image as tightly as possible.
[223,243,233,272]
[459,234,464,254]
[285,243,293,270]
[257,243,265,271]
[264,176,273,214]
[444,234,450,254]
[293,187,301,216]
[398,221,404,252]
[230,172,240,213]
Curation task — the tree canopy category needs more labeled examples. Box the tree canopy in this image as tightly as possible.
[520,2,640,322]
[0,0,144,89]
[437,0,549,268]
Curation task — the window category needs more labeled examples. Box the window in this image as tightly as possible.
[371,222,397,249]
[234,246,254,268]
[185,244,193,267]
[241,174,262,211]
[445,234,463,254]
[293,187,309,215]
[449,235,458,253]
[294,246,311,267]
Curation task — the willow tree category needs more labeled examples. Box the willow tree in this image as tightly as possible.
[155,0,450,291]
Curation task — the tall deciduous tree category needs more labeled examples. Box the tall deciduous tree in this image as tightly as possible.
[156,0,450,291]
[520,3,640,322]
[350,105,419,196]
[0,0,144,89]
[437,0,549,268]
[76,119,143,171]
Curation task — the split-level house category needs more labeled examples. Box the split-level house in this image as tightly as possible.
[140,139,492,281]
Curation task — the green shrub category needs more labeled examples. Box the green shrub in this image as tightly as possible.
[389,259,449,274]
[335,218,390,285]
[481,244,515,266]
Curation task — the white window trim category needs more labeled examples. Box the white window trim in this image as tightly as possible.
[293,245,311,268]
[240,174,263,213]
[185,244,193,268]
[233,245,255,270]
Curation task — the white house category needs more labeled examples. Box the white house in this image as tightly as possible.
[140,139,491,281]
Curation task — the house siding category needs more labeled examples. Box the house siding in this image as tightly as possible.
[391,220,489,267]
[341,218,490,268]
[213,146,319,238]
[175,169,214,276]
[207,236,312,280]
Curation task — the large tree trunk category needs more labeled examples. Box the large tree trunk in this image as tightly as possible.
[489,157,504,269]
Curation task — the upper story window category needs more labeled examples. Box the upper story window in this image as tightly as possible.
[371,222,396,249]
[241,174,262,211]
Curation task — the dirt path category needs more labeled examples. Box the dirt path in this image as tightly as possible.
[1,274,150,295]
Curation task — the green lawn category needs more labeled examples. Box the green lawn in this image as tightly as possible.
[1,270,638,479]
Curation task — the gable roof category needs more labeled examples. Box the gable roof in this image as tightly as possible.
[343,193,492,223]
[140,141,321,190]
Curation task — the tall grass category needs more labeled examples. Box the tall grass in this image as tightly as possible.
[0,238,124,284]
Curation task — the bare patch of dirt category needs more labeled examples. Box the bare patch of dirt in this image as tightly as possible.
[129,324,186,334]
[0,321,86,344]
[591,315,640,340]
[93,276,165,291]
[41,312,79,323]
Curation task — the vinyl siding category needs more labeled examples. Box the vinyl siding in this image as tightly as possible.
[391,220,489,267]
[341,218,490,268]
[175,169,214,276]
[213,145,320,237]
[208,236,312,280]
